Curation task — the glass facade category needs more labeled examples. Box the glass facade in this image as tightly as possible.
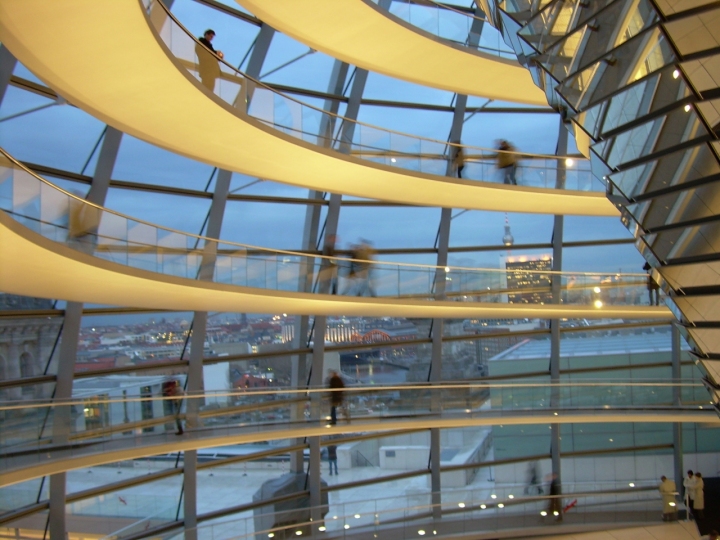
[1,1,719,539]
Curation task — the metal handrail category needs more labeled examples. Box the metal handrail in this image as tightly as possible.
[0,148,641,278]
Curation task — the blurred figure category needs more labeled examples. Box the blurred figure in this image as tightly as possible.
[68,189,100,240]
[524,461,543,495]
[319,234,339,294]
[496,139,518,185]
[546,473,562,521]
[701,530,718,540]
[694,472,704,519]
[684,469,697,519]
[659,475,678,521]
[343,242,359,295]
[355,240,377,297]
[164,380,185,435]
[452,144,466,179]
[196,29,224,91]
[327,370,347,425]
[643,262,660,305]
[328,443,339,475]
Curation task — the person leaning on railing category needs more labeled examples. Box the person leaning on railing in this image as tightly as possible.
[196,29,224,91]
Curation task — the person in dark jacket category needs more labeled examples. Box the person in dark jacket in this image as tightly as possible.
[196,29,223,91]
[328,444,338,475]
[319,234,339,295]
[453,145,466,179]
[643,262,660,305]
[327,371,346,425]
[164,380,185,435]
[547,473,562,521]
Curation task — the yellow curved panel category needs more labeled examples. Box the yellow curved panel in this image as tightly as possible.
[236,0,548,105]
[0,0,616,215]
[0,213,672,320]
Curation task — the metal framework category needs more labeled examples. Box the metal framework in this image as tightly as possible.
[0,2,711,539]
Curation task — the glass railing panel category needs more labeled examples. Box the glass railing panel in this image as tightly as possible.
[0,382,708,459]
[0,405,52,453]
[0,149,652,305]
[371,0,517,59]
[153,488,666,540]
[0,478,48,515]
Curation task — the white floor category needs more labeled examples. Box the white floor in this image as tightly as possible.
[535,520,700,540]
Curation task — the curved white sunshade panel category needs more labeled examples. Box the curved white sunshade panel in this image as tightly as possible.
[236,0,548,105]
[0,211,672,320]
[0,0,616,216]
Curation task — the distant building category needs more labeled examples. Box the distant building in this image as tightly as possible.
[502,254,552,304]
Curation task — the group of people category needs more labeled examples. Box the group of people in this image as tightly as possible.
[320,237,377,297]
[683,469,706,520]
[453,139,519,185]
[659,470,706,521]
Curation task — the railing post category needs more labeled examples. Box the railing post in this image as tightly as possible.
[550,117,568,503]
[0,45,18,107]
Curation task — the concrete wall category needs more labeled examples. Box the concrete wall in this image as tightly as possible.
[379,446,429,470]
